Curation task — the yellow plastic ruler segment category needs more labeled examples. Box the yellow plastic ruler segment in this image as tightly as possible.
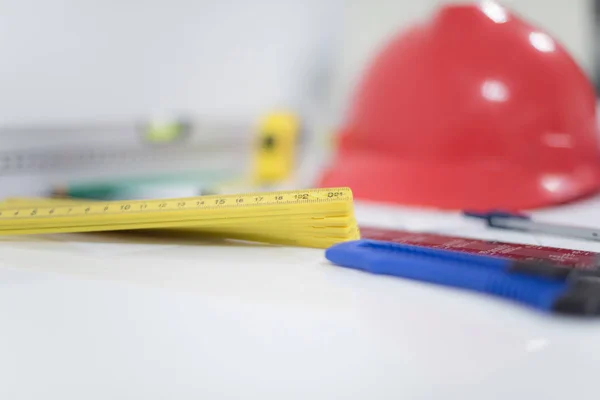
[0,187,360,248]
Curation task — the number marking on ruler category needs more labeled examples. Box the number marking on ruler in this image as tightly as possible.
[0,187,353,220]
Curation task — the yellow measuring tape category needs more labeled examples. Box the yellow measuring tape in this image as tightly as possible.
[0,187,359,249]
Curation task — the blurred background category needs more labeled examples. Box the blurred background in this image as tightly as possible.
[0,0,596,203]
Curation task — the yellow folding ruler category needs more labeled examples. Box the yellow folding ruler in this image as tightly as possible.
[0,187,359,249]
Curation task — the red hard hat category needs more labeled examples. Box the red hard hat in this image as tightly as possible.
[319,2,600,210]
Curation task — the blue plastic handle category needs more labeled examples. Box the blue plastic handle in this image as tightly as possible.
[325,240,568,312]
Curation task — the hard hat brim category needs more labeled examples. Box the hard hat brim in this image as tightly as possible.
[318,152,600,211]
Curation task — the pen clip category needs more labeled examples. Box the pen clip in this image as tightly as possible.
[463,209,531,228]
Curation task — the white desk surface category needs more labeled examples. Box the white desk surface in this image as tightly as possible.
[2,195,600,400]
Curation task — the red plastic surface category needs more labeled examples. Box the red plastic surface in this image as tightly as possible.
[360,226,600,269]
[320,3,600,210]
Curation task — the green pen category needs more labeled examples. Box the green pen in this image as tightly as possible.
[51,171,240,201]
